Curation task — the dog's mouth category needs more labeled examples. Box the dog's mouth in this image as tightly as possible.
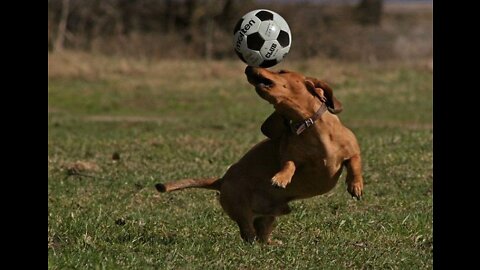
[245,66,274,90]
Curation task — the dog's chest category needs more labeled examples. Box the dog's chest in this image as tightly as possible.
[290,161,343,198]
[305,157,342,176]
[280,133,343,177]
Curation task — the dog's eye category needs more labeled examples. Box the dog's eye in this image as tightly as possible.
[278,70,288,74]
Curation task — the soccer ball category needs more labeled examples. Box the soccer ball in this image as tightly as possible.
[233,9,292,68]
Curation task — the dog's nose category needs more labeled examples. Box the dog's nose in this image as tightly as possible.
[245,66,254,75]
[245,66,263,78]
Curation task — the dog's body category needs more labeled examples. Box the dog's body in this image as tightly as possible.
[156,67,363,243]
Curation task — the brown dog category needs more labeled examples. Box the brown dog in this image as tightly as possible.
[155,66,364,243]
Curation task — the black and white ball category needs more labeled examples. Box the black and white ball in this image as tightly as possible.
[233,9,292,68]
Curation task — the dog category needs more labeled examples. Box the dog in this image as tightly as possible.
[155,66,364,243]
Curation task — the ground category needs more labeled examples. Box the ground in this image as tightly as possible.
[48,52,432,269]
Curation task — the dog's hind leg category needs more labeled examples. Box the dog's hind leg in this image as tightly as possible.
[219,183,257,243]
[236,217,257,243]
[254,216,276,243]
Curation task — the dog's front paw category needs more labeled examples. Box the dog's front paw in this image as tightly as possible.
[271,173,292,188]
[347,181,363,200]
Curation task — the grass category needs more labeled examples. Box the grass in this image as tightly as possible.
[48,52,432,269]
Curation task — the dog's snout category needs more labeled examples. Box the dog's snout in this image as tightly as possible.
[245,66,256,76]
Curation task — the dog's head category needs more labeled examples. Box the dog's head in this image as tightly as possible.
[245,66,342,121]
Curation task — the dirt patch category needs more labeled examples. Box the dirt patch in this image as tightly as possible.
[63,161,101,175]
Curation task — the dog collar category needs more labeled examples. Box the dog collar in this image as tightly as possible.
[290,102,328,135]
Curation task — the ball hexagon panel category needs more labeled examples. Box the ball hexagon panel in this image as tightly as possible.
[238,16,261,36]
[276,46,290,62]
[242,50,264,67]
[273,13,291,32]
[258,20,280,41]
[260,40,281,60]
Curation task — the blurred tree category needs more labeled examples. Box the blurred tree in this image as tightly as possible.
[355,0,383,25]
[47,0,431,61]
[53,0,70,52]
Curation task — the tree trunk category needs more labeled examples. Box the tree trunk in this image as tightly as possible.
[205,18,214,60]
[54,0,70,52]
[356,0,383,26]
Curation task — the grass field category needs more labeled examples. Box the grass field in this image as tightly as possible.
[48,52,433,269]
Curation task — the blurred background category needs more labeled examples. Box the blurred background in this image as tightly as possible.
[48,2,433,268]
[48,0,432,63]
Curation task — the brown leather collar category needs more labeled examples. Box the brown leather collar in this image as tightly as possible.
[290,102,328,135]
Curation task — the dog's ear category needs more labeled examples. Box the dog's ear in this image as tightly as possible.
[306,78,343,114]
[261,111,288,139]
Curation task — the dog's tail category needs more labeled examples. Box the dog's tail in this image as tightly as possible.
[155,177,223,193]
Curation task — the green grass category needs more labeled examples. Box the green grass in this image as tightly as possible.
[48,53,432,269]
